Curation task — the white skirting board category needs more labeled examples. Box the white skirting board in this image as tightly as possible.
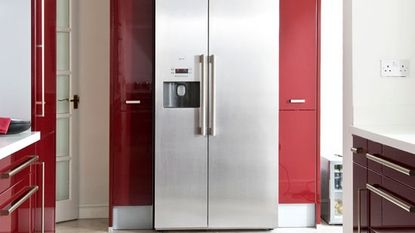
[112,206,153,230]
[278,204,316,228]
[79,204,109,219]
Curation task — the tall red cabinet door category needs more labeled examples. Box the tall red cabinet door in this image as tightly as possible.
[280,0,318,110]
[31,0,56,232]
[279,111,317,203]
[110,0,154,229]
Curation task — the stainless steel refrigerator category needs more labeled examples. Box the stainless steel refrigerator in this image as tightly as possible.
[0,0,31,120]
[155,0,279,230]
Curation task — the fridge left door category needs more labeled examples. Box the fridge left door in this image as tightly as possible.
[207,0,279,229]
[154,0,209,230]
[0,0,31,120]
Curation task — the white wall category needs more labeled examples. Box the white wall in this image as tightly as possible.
[75,0,110,219]
[321,0,343,159]
[353,0,415,126]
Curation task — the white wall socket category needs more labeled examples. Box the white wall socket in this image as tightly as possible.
[381,59,410,77]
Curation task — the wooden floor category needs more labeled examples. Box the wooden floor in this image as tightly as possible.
[56,219,343,233]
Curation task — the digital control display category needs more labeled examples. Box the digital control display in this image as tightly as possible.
[175,68,189,74]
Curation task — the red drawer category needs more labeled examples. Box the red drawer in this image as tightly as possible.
[352,136,368,167]
[0,146,37,195]
[0,175,37,233]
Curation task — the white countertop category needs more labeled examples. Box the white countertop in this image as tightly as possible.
[0,131,41,160]
[351,125,415,154]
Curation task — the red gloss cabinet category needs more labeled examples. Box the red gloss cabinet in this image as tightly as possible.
[110,0,154,228]
[280,0,319,110]
[279,0,320,225]
[32,0,57,232]
[279,111,317,203]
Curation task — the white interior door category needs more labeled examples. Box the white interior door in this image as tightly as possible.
[56,0,79,222]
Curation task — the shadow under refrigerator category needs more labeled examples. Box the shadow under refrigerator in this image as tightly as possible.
[154,0,279,230]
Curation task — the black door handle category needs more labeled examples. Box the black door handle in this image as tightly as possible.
[70,95,80,109]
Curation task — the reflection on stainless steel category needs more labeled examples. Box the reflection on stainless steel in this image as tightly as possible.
[155,0,278,230]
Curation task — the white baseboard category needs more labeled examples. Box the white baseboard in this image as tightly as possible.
[278,204,316,228]
[79,204,109,219]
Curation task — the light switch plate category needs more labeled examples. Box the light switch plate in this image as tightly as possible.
[381,59,410,77]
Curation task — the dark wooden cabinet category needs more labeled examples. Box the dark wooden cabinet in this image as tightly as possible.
[353,135,415,232]
[353,162,368,233]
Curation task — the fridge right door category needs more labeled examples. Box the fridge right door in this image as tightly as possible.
[208,0,279,229]
[154,0,209,230]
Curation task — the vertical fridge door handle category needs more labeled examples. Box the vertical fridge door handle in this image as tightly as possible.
[199,55,207,136]
[36,0,46,117]
[209,55,216,136]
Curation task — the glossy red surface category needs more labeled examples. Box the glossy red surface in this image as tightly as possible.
[0,175,33,233]
[279,0,320,222]
[280,0,318,110]
[0,147,34,195]
[109,0,154,226]
[31,0,56,232]
[279,110,317,203]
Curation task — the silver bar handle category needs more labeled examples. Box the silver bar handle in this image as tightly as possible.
[351,147,364,154]
[289,99,306,104]
[36,0,46,117]
[209,55,216,136]
[366,153,415,176]
[199,55,207,136]
[0,186,39,216]
[125,100,141,105]
[367,184,415,213]
[0,156,39,179]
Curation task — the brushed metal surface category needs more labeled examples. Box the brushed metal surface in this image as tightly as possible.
[208,0,279,229]
[112,206,153,230]
[155,0,209,229]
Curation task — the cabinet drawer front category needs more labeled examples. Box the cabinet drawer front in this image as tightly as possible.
[0,146,36,195]
[367,141,383,174]
[0,175,34,233]
[381,176,415,229]
[381,146,415,190]
[352,136,368,167]
[368,170,383,230]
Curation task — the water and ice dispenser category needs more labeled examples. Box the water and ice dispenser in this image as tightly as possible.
[163,82,200,108]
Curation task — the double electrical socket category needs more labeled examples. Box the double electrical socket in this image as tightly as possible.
[381,59,410,77]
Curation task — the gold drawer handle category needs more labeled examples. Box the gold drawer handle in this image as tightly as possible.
[367,184,415,213]
[0,156,39,179]
[0,186,39,216]
[366,153,415,176]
